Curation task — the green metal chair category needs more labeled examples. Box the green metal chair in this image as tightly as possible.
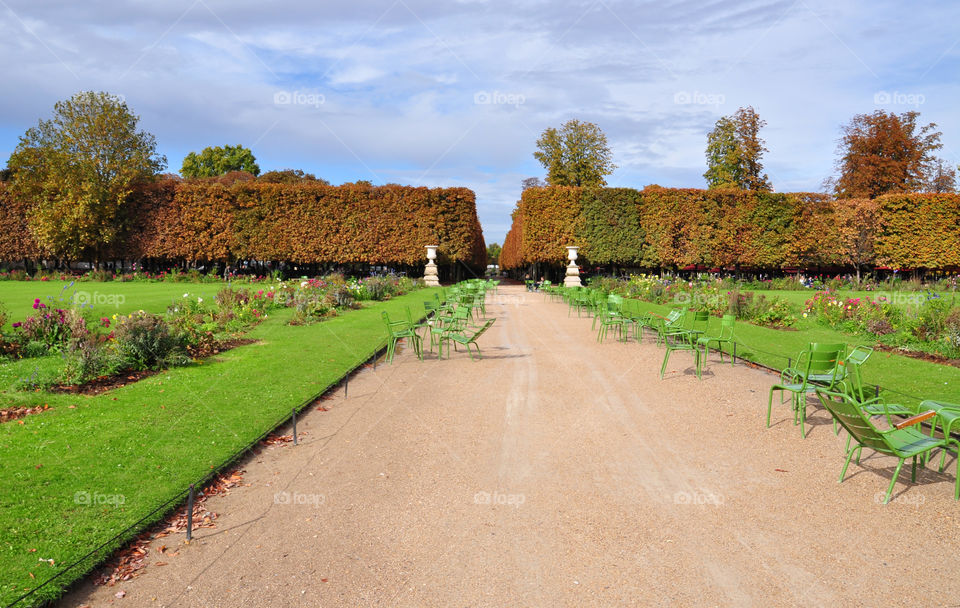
[815,389,958,504]
[660,324,702,380]
[653,309,686,346]
[768,343,845,438]
[596,298,629,343]
[696,315,736,372]
[440,318,496,361]
[382,311,423,363]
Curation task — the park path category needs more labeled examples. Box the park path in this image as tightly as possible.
[64,285,960,607]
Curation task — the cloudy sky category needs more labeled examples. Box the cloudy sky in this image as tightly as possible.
[1,0,959,244]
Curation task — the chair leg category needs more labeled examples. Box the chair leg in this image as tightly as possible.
[767,389,777,428]
[660,348,671,379]
[840,447,857,482]
[884,459,906,504]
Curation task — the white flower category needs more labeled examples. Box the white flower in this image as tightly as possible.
[183,293,189,298]
[198,297,203,303]
[301,281,309,288]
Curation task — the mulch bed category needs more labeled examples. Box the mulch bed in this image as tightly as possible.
[0,403,51,424]
[49,370,160,396]
[874,344,960,369]
[185,337,257,359]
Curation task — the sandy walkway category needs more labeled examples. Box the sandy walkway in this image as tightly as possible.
[63,285,960,607]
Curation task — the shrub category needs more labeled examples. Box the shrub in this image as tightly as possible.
[113,311,187,370]
[62,336,120,384]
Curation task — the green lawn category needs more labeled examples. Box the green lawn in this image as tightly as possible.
[618,298,960,407]
[0,285,440,607]
[0,280,233,331]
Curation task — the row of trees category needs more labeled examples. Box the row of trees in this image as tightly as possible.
[0,179,486,268]
[499,186,960,278]
[526,109,956,199]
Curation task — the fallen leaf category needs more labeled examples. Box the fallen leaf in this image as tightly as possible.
[153,561,168,567]
[115,590,126,598]
[775,468,788,473]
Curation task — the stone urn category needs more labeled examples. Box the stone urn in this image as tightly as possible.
[564,246,582,287]
[424,245,440,286]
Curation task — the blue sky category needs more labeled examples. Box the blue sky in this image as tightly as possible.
[2,0,959,244]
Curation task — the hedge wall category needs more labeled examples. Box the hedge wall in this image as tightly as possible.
[0,180,486,268]
[500,186,960,273]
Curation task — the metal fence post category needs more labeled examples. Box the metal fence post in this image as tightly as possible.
[344,372,349,399]
[186,484,195,541]
[732,342,737,364]
[292,408,298,445]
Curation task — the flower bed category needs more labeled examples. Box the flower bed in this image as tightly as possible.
[3,274,422,392]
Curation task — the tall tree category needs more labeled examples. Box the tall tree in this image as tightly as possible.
[181,144,260,178]
[6,91,166,261]
[703,106,771,191]
[928,159,956,193]
[831,110,942,198]
[486,242,501,265]
[521,177,545,190]
[533,119,616,187]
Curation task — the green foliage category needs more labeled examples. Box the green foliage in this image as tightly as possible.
[62,336,122,384]
[6,91,165,260]
[704,107,771,191]
[181,144,260,178]
[533,119,616,187]
[486,242,501,265]
[113,311,186,370]
[578,188,646,265]
[257,169,327,184]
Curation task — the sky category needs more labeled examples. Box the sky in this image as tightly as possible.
[2,0,960,245]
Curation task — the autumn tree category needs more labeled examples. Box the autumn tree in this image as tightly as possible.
[703,106,771,191]
[831,110,943,198]
[533,119,616,187]
[181,144,260,178]
[6,91,166,262]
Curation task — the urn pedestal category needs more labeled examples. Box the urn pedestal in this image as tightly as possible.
[564,246,582,287]
[424,245,440,287]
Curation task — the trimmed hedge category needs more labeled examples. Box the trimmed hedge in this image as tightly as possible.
[0,180,486,268]
[500,186,960,272]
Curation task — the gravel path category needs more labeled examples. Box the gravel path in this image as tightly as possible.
[63,285,960,607]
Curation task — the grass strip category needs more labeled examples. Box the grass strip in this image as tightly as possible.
[0,288,439,607]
